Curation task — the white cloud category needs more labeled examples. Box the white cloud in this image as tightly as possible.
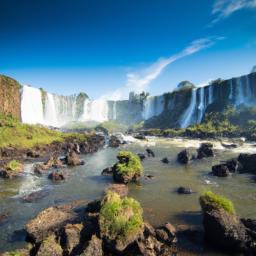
[211,0,256,24]
[103,37,223,100]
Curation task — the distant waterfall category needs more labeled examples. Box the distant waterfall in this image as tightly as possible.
[180,88,197,128]
[197,87,206,123]
[21,85,45,125]
[112,101,117,120]
[44,93,58,126]
[143,96,164,120]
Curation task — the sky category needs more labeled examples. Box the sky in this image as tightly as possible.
[0,0,256,99]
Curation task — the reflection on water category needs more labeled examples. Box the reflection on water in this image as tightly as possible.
[0,137,256,254]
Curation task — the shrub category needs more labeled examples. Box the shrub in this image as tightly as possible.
[6,160,23,172]
[115,151,143,177]
[199,191,235,215]
[99,191,143,242]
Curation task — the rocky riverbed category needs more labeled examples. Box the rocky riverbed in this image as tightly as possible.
[0,136,256,255]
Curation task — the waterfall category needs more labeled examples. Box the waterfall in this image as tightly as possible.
[143,96,164,120]
[80,99,109,122]
[21,85,45,125]
[112,101,117,120]
[229,79,233,100]
[197,87,206,123]
[180,88,197,128]
[208,85,214,105]
[44,93,58,126]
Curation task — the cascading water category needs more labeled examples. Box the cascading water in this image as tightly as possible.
[143,96,164,120]
[197,87,206,123]
[21,85,45,125]
[44,93,58,126]
[112,101,117,120]
[180,88,197,128]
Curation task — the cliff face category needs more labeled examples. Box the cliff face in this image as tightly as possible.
[0,75,21,120]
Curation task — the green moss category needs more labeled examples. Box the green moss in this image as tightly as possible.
[99,191,143,242]
[0,114,87,149]
[3,251,22,256]
[6,160,23,172]
[199,191,235,215]
[116,151,143,177]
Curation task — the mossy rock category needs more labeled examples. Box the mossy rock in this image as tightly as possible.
[99,191,144,252]
[199,191,235,215]
[6,160,23,172]
[113,151,143,183]
[37,234,63,256]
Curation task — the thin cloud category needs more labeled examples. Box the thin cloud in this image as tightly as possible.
[103,37,223,100]
[211,0,256,24]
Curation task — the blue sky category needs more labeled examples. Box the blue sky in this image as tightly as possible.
[0,0,256,99]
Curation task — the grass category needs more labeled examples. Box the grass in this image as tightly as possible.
[199,191,235,215]
[6,160,23,172]
[115,151,143,177]
[99,191,143,242]
[0,114,88,149]
[96,121,128,133]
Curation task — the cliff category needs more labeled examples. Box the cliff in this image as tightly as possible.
[0,75,21,120]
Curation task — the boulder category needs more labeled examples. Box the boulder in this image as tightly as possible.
[37,234,63,256]
[134,134,146,140]
[22,189,50,203]
[225,158,241,173]
[177,149,191,164]
[109,135,121,148]
[155,223,177,245]
[212,164,230,177]
[238,153,256,174]
[26,149,40,158]
[146,148,155,157]
[101,167,113,176]
[137,153,146,161]
[161,157,169,164]
[0,160,24,179]
[81,235,103,256]
[106,184,128,197]
[65,151,85,166]
[34,157,65,174]
[48,170,66,181]
[177,186,193,194]
[197,143,214,159]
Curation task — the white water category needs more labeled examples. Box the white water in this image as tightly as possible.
[21,85,45,125]
[44,93,58,126]
[197,87,206,123]
[113,101,117,120]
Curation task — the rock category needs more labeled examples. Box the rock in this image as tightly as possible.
[34,157,65,174]
[0,161,24,179]
[26,150,40,158]
[65,151,85,166]
[48,170,66,181]
[106,184,128,197]
[161,157,169,164]
[212,164,230,177]
[202,208,251,253]
[109,135,121,148]
[155,223,176,245]
[197,143,214,159]
[145,174,155,180]
[137,153,146,161]
[22,189,50,203]
[221,142,238,149]
[81,235,103,256]
[146,148,155,157]
[37,234,63,256]
[177,186,193,194]
[225,158,241,173]
[134,134,146,140]
[101,167,113,176]
[238,153,256,174]
[177,149,191,164]
[25,203,81,243]
[60,223,84,255]
[0,211,9,225]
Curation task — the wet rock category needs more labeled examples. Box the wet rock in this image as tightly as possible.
[137,153,146,161]
[22,189,50,203]
[33,157,65,174]
[26,149,40,158]
[161,157,169,164]
[37,234,63,256]
[101,167,113,176]
[177,186,193,194]
[65,150,85,166]
[25,203,82,243]
[134,134,146,140]
[146,148,155,157]
[145,174,155,180]
[0,211,9,225]
[241,218,256,234]
[109,135,121,148]
[212,164,230,177]
[48,170,66,181]
[0,161,24,179]
[221,142,238,149]
[225,158,241,173]
[177,149,191,164]
[106,184,128,197]
[202,208,252,253]
[238,153,256,174]
[197,143,214,159]
[81,235,103,256]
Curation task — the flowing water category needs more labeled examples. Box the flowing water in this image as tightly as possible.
[1,138,256,254]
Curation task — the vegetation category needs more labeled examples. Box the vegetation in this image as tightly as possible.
[0,114,87,149]
[99,191,143,242]
[199,191,235,215]
[96,121,128,133]
[2,252,23,256]
[6,160,23,172]
[115,151,143,177]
